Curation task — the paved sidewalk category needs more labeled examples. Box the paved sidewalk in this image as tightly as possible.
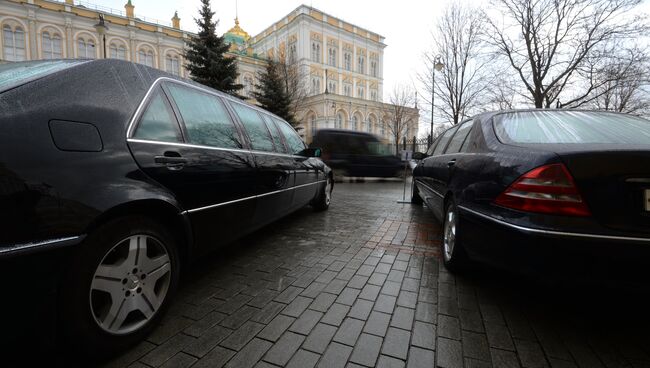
[101,180,650,368]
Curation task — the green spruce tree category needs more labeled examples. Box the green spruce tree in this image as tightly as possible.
[185,0,242,95]
[253,60,297,126]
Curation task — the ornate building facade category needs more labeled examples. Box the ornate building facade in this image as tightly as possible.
[0,1,419,143]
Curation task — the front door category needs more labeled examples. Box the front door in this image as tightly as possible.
[128,83,257,251]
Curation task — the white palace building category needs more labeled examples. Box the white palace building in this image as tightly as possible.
[0,0,419,143]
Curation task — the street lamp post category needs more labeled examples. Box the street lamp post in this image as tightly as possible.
[94,14,109,59]
[430,54,444,144]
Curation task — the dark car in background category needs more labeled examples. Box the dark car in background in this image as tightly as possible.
[0,59,332,356]
[310,129,403,179]
[412,110,650,282]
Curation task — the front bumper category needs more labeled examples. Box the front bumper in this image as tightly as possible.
[458,206,650,285]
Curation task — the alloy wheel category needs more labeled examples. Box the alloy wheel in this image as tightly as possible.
[443,207,456,262]
[89,234,172,335]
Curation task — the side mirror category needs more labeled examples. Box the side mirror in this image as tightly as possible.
[299,147,322,158]
[412,152,427,160]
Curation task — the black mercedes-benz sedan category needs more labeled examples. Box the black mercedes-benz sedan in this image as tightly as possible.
[412,110,650,280]
[0,59,332,356]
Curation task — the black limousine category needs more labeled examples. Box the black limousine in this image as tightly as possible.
[412,110,650,281]
[0,59,332,355]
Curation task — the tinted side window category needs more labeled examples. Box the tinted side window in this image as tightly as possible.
[166,84,241,148]
[274,118,305,154]
[262,114,287,153]
[134,90,182,142]
[445,122,473,153]
[432,127,457,155]
[231,103,275,152]
[460,124,476,152]
[426,137,440,155]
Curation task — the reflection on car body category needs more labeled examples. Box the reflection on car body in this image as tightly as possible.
[0,59,333,357]
[412,109,650,284]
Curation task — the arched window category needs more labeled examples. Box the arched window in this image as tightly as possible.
[350,115,357,131]
[361,119,367,132]
[328,80,336,94]
[137,48,154,67]
[78,37,96,59]
[289,43,297,63]
[42,30,62,59]
[336,113,344,129]
[328,47,336,67]
[311,42,321,62]
[309,114,316,136]
[166,53,181,76]
[379,119,386,136]
[311,77,321,95]
[109,42,126,60]
[344,52,351,71]
[3,24,26,61]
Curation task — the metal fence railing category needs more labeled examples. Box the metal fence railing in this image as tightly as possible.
[386,136,431,158]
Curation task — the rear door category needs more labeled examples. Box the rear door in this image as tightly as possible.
[440,121,475,203]
[273,118,321,208]
[128,81,257,250]
[227,101,296,226]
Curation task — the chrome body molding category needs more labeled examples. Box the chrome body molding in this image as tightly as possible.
[415,179,444,198]
[184,180,328,214]
[459,205,650,243]
[1,236,83,256]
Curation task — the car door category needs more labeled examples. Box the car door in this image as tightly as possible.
[437,120,475,204]
[128,81,257,251]
[420,126,458,219]
[227,101,296,227]
[273,118,321,209]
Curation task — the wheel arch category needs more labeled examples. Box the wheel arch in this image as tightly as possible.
[83,199,194,266]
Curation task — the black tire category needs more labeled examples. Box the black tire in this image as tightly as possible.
[442,199,470,273]
[411,179,423,204]
[312,175,333,211]
[59,216,180,359]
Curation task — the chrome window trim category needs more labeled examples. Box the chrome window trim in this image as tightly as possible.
[127,138,306,159]
[126,77,303,145]
[459,205,650,243]
[0,236,82,255]
[184,180,327,214]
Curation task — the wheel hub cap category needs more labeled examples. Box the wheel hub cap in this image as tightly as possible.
[90,234,172,335]
[443,209,456,262]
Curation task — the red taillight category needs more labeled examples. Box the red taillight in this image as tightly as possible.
[494,163,591,216]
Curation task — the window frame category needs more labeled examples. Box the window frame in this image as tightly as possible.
[444,121,474,154]
[273,117,306,155]
[432,126,459,155]
[132,86,185,143]
[229,100,277,153]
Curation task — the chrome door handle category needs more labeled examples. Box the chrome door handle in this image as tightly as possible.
[447,159,456,167]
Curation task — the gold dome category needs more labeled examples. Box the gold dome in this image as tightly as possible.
[226,17,250,41]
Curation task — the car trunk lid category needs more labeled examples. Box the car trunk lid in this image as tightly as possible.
[554,145,650,235]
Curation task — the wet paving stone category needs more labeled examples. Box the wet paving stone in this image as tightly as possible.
[96,181,650,368]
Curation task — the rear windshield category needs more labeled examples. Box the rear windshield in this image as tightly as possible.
[494,111,650,145]
[0,60,85,92]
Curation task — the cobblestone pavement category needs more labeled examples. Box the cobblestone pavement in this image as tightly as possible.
[100,180,650,368]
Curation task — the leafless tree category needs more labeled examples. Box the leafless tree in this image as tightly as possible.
[419,3,492,126]
[385,84,416,156]
[484,0,648,108]
[590,46,650,115]
[280,55,309,125]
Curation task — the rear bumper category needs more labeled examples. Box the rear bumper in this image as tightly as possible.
[458,206,650,284]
